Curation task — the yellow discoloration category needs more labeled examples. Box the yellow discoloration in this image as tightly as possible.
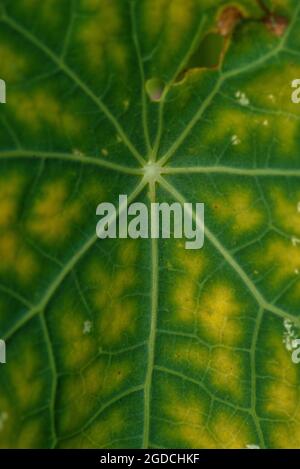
[209,348,244,398]
[0,231,38,283]
[88,243,139,345]
[0,397,14,447]
[199,283,242,345]
[257,238,300,284]
[173,278,198,322]
[57,310,97,370]
[118,240,138,265]
[204,108,251,150]
[265,333,300,447]
[84,408,124,446]
[174,275,244,346]
[164,388,250,448]
[0,173,39,283]
[83,360,131,398]
[172,248,206,322]
[0,45,28,81]
[271,188,300,237]
[177,247,205,277]
[78,0,127,73]
[174,423,216,449]
[60,408,124,448]
[81,0,102,6]
[17,419,44,449]
[27,180,82,244]
[58,360,130,434]
[204,93,298,156]
[247,64,300,114]
[240,64,300,154]
[264,333,299,418]
[144,0,213,48]
[10,91,82,135]
[17,0,62,26]
[210,188,263,234]
[58,378,96,435]
[0,175,25,228]
[81,176,106,203]
[92,267,137,345]
[165,391,216,448]
[270,422,300,449]
[275,117,298,155]
[143,0,169,40]
[169,342,209,372]
[266,381,298,417]
[211,412,252,449]
[166,0,195,48]
[9,346,44,410]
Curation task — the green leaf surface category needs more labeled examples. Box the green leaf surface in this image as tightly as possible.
[0,0,300,449]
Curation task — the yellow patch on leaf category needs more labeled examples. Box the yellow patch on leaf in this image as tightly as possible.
[165,392,216,448]
[26,180,82,244]
[172,247,206,323]
[211,411,252,449]
[78,0,127,73]
[10,90,83,136]
[257,238,300,284]
[264,332,299,418]
[0,174,25,228]
[271,188,300,237]
[0,231,38,284]
[211,188,263,235]
[0,44,28,82]
[198,283,242,345]
[209,348,245,399]
[88,243,139,345]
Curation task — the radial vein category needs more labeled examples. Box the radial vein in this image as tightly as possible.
[157,0,300,167]
[39,313,58,448]
[153,14,207,158]
[143,180,159,448]
[0,149,143,175]
[130,0,151,154]
[3,179,147,342]
[163,166,300,177]
[159,177,300,328]
[2,13,145,166]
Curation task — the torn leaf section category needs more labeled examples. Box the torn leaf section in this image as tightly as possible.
[174,4,245,83]
[175,32,224,83]
[217,6,243,36]
[263,14,288,37]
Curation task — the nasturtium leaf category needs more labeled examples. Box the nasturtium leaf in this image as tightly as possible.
[0,0,300,449]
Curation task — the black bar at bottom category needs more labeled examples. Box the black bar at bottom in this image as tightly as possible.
[0,449,298,466]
